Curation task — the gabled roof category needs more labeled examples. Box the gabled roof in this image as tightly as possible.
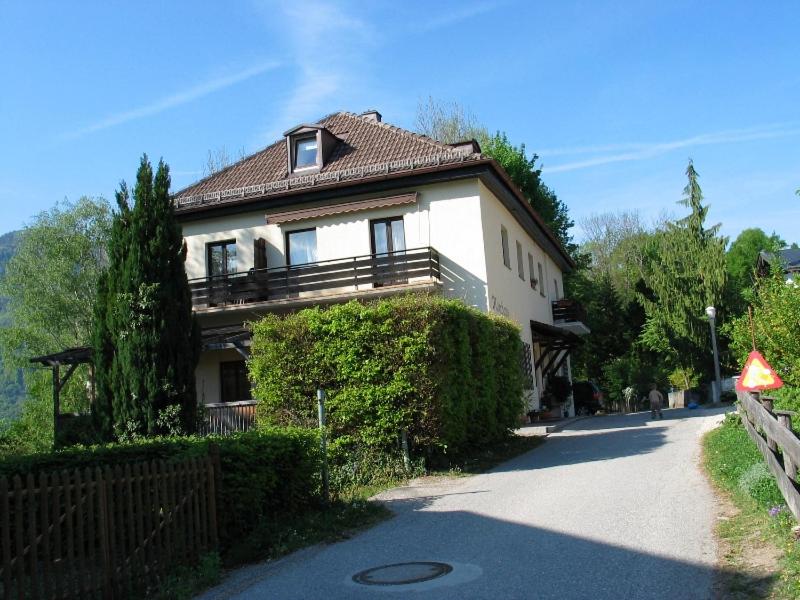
[172,111,575,270]
[174,111,478,209]
[758,248,800,273]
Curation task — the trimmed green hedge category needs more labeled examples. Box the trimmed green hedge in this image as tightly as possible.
[0,427,321,551]
[249,295,524,466]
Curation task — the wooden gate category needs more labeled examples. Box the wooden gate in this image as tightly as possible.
[0,456,218,599]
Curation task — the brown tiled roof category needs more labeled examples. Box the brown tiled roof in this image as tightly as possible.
[173,111,481,210]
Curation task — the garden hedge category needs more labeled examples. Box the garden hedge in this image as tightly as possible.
[249,295,524,468]
[0,427,322,551]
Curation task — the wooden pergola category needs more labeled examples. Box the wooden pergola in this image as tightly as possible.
[30,346,94,446]
[530,320,581,382]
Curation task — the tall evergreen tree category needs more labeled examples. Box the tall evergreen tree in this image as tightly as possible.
[637,160,727,386]
[93,156,200,438]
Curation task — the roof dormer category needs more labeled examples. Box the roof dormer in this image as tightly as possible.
[283,123,339,175]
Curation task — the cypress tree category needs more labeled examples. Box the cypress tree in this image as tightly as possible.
[93,156,200,438]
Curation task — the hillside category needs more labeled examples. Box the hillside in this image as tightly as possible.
[0,230,25,423]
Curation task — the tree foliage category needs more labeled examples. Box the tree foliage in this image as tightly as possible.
[637,161,727,385]
[414,98,577,258]
[93,156,200,439]
[724,228,784,316]
[0,198,111,453]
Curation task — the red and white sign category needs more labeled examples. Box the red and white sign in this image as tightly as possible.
[736,350,784,392]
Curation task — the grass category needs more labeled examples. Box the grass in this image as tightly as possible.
[703,413,800,599]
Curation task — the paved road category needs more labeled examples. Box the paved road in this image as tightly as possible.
[198,407,730,600]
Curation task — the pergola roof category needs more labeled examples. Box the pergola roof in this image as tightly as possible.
[30,347,92,367]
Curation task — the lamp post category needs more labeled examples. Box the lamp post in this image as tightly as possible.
[706,306,722,404]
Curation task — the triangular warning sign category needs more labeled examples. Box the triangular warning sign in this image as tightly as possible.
[736,350,783,391]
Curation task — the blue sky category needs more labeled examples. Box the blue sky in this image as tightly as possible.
[1,0,798,244]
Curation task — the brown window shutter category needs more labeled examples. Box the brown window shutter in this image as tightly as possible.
[254,238,267,270]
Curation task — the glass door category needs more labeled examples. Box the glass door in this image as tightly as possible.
[370,217,406,286]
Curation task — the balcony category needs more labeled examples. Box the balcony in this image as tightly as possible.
[189,247,441,311]
[199,401,257,435]
[551,298,590,336]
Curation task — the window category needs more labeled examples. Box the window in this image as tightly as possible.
[371,217,406,255]
[501,226,510,268]
[516,241,524,280]
[220,361,251,403]
[286,228,317,265]
[371,217,407,286]
[554,278,560,300]
[528,253,537,290]
[293,136,318,170]
[538,262,545,297]
[207,240,237,277]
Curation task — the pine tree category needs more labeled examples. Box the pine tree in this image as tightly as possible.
[637,160,727,386]
[93,156,200,438]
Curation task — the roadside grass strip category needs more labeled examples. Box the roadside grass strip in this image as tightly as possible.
[703,413,800,599]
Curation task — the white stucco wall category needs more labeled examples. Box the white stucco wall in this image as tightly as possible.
[181,180,489,310]
[477,181,567,410]
[182,178,570,406]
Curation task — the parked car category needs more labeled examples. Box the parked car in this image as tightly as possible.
[572,381,604,415]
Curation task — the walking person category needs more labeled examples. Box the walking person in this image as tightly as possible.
[648,383,664,419]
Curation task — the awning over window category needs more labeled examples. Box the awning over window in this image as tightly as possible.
[265,192,418,225]
[530,320,581,380]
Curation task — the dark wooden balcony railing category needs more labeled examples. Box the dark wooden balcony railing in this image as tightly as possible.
[189,247,441,309]
[199,400,257,435]
[552,298,587,324]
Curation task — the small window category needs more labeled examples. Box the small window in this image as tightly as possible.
[501,226,510,268]
[516,241,524,280]
[294,136,318,169]
[538,262,545,297]
[528,253,537,290]
[220,360,252,403]
[207,240,237,277]
[286,228,318,266]
[554,278,560,300]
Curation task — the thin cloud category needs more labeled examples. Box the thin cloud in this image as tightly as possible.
[61,61,280,140]
[419,1,501,32]
[254,0,375,142]
[543,123,800,173]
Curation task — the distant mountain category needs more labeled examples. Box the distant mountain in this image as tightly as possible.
[0,230,25,423]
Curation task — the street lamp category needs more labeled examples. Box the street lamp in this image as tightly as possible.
[706,306,722,404]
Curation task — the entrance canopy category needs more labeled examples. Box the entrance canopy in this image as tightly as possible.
[530,320,581,381]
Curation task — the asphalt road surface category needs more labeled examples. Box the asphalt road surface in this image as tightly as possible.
[198,407,732,600]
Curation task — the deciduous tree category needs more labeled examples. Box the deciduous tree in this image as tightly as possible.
[0,198,111,453]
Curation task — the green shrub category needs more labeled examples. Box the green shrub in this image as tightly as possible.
[0,427,321,551]
[249,295,524,467]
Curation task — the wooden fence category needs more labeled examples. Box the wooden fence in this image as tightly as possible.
[0,455,218,599]
[737,391,800,520]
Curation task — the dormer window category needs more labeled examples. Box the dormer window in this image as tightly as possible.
[294,136,318,170]
[284,123,339,174]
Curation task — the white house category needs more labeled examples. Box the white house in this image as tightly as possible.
[173,110,588,430]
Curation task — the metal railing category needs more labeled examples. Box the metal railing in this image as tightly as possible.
[189,247,441,309]
[199,401,258,435]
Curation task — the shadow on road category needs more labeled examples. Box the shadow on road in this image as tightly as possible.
[560,405,733,433]
[206,496,774,599]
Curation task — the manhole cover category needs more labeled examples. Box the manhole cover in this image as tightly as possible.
[353,561,453,586]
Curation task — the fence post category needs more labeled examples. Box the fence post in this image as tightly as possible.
[762,396,777,452]
[401,430,411,473]
[777,413,798,482]
[317,388,329,504]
